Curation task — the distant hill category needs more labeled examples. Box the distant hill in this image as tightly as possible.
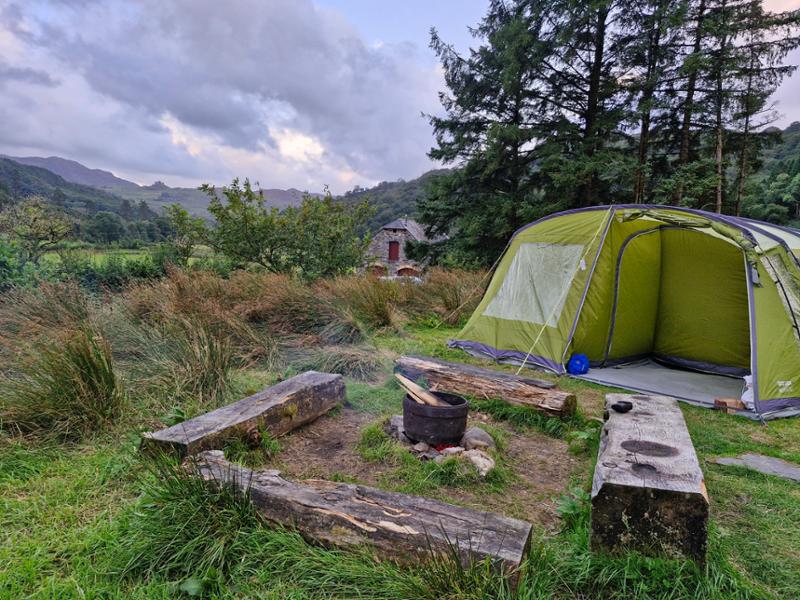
[742,122,800,225]
[753,122,800,179]
[2,155,140,191]
[114,184,318,218]
[338,169,450,232]
[0,154,448,228]
[2,155,321,218]
[0,158,128,213]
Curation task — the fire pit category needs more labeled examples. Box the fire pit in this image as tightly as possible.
[402,391,469,445]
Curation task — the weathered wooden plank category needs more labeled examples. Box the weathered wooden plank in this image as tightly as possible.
[192,450,532,578]
[591,393,709,562]
[141,371,344,457]
[396,355,576,418]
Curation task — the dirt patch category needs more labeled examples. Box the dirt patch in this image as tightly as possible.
[264,407,585,529]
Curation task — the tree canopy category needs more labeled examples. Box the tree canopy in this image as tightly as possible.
[418,0,800,267]
[199,179,373,279]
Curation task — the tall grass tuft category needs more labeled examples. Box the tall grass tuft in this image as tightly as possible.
[471,396,573,438]
[149,318,235,410]
[324,275,410,331]
[520,491,758,600]
[102,453,261,582]
[98,453,429,598]
[416,268,487,326]
[0,282,91,351]
[264,278,365,343]
[0,327,124,439]
[285,342,386,381]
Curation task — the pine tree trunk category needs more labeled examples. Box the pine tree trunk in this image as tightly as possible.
[735,48,757,217]
[635,110,652,203]
[634,9,664,204]
[674,0,707,205]
[581,6,609,207]
[715,125,724,213]
[714,0,729,214]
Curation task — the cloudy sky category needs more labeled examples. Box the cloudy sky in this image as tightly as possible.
[0,0,798,193]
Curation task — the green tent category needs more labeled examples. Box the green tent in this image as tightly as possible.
[450,205,800,419]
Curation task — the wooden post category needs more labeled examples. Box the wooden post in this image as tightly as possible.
[192,450,533,579]
[591,394,709,562]
[395,355,576,418]
[141,371,344,457]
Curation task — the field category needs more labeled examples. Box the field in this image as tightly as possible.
[41,245,218,267]
[41,247,150,266]
[0,270,798,599]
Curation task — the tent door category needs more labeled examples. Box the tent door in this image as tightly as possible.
[604,229,662,365]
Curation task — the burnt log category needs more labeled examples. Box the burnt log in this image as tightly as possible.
[396,355,576,418]
[591,393,709,562]
[142,371,344,457]
[192,450,532,578]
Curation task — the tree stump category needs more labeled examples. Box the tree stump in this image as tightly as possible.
[141,371,344,457]
[396,355,576,417]
[591,393,709,562]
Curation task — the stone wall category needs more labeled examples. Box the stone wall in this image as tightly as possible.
[367,229,421,276]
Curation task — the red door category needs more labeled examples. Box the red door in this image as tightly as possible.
[388,241,400,261]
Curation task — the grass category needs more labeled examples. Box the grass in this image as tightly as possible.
[223,429,282,468]
[285,342,387,381]
[357,421,512,496]
[0,327,124,439]
[0,270,798,598]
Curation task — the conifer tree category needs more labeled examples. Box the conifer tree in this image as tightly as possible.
[419,1,558,265]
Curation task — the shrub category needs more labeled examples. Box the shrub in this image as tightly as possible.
[0,327,124,439]
[0,238,26,290]
[56,250,162,292]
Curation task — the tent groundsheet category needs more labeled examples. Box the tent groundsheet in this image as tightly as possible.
[575,360,744,409]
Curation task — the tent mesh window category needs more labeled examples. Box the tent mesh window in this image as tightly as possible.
[483,242,584,327]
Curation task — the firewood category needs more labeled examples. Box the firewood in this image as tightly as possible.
[394,373,448,407]
[714,397,746,414]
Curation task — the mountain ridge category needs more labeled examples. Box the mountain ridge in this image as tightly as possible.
[0,155,327,218]
[1,155,141,191]
[0,154,444,226]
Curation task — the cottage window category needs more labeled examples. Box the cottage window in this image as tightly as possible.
[388,241,400,261]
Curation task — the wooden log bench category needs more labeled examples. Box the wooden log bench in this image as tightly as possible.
[591,393,709,562]
[395,355,576,418]
[192,450,533,578]
[142,371,344,457]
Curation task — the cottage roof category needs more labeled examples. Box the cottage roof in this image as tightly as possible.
[381,218,435,242]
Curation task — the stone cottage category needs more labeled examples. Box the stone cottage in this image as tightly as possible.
[366,218,434,277]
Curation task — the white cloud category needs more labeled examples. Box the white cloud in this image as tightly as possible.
[0,0,441,191]
[272,129,325,163]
